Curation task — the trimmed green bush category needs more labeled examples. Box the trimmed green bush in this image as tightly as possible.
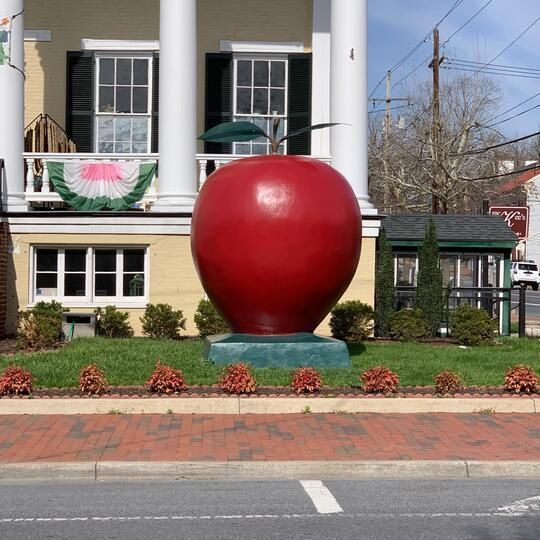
[193,299,230,338]
[416,220,444,337]
[449,304,497,346]
[140,303,186,339]
[95,306,134,338]
[389,308,429,341]
[375,230,395,337]
[17,301,67,350]
[329,300,374,342]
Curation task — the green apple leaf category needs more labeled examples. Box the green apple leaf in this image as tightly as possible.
[198,121,270,143]
[278,123,342,145]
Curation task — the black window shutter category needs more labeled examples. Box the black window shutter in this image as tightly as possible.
[204,53,233,154]
[66,51,94,152]
[287,53,312,155]
[151,53,159,153]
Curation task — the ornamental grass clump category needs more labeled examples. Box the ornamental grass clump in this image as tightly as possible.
[361,366,399,394]
[0,365,34,396]
[219,362,257,394]
[146,361,187,394]
[78,364,108,395]
[504,365,538,394]
[434,370,462,395]
[291,367,322,394]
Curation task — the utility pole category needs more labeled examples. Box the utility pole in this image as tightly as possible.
[371,71,410,211]
[429,27,444,214]
[371,70,409,146]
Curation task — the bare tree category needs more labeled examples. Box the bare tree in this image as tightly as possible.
[369,75,508,214]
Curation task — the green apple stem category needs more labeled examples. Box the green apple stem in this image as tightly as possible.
[271,117,281,155]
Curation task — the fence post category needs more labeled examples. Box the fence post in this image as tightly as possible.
[519,286,526,338]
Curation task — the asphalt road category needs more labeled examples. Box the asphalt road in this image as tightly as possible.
[0,479,538,539]
[511,289,540,319]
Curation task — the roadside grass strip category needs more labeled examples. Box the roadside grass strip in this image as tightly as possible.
[1,336,540,388]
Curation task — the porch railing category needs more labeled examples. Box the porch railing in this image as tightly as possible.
[22,152,332,207]
[395,286,513,336]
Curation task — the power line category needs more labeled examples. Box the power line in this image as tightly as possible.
[441,0,495,47]
[369,0,468,98]
[442,65,540,79]
[368,103,412,115]
[456,130,540,156]
[435,0,466,27]
[483,91,540,125]
[390,0,496,92]
[391,54,432,89]
[462,162,540,182]
[446,58,540,73]
[460,16,540,81]
[484,104,540,128]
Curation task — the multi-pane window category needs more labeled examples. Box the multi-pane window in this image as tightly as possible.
[233,57,287,155]
[33,247,147,303]
[95,56,152,153]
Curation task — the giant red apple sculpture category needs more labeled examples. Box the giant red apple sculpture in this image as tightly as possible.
[191,121,362,336]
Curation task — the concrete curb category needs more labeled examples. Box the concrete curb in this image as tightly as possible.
[0,397,537,415]
[0,460,539,482]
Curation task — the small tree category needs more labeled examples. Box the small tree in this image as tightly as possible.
[416,220,444,337]
[375,230,395,337]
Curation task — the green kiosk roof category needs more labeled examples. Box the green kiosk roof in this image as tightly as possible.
[382,214,518,249]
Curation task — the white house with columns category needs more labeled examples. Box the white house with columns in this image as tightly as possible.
[0,0,380,336]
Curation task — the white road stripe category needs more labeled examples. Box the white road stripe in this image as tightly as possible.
[300,480,343,514]
[494,495,540,516]
[0,510,539,524]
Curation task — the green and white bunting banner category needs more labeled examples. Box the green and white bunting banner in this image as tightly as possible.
[47,161,156,211]
[0,16,11,65]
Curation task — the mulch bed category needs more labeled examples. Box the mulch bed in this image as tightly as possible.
[0,339,18,356]
[1,385,536,399]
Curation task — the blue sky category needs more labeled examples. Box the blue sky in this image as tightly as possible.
[368,0,540,136]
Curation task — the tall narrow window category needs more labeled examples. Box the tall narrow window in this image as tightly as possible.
[64,249,87,297]
[94,249,117,297]
[233,57,287,155]
[35,249,59,297]
[95,55,152,153]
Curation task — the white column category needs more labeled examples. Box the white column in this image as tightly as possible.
[153,0,197,213]
[0,0,28,212]
[330,0,374,211]
[311,0,331,157]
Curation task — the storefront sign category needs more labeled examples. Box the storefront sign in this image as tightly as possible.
[489,206,529,240]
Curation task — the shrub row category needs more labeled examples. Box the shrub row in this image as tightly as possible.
[16,298,498,348]
[329,301,498,346]
[16,300,228,348]
[1,363,537,396]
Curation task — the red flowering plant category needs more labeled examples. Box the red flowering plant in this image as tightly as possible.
[361,366,399,394]
[291,367,322,394]
[220,362,257,394]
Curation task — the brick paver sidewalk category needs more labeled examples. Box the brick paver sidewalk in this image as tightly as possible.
[0,413,538,463]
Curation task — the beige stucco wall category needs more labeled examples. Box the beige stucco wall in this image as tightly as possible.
[6,233,376,337]
[24,0,313,146]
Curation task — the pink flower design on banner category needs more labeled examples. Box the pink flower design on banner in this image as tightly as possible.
[81,163,123,182]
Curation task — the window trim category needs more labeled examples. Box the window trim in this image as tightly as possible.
[220,40,303,54]
[29,246,149,308]
[94,52,153,154]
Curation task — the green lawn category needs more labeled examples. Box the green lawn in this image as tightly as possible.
[1,336,538,389]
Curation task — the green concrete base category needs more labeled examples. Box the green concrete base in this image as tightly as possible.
[203,332,352,368]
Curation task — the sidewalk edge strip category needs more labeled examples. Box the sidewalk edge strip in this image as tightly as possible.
[0,397,536,415]
[0,460,538,482]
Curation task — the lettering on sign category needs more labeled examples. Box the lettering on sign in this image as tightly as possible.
[489,206,529,240]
